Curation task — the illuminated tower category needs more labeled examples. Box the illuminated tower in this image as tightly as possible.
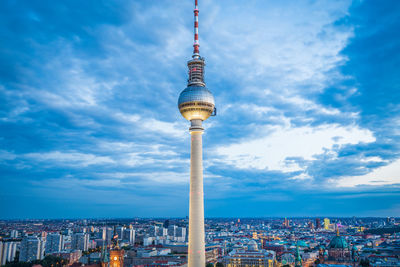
[109,226,124,267]
[109,249,124,267]
[178,1,216,266]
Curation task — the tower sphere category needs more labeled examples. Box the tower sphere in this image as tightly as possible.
[178,86,215,121]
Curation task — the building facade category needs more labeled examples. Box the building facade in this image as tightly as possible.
[224,241,276,267]
[0,241,18,265]
[71,233,90,252]
[46,233,64,253]
[19,236,44,262]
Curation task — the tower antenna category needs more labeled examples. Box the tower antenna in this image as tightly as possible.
[193,0,200,58]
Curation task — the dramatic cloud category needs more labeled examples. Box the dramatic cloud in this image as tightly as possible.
[215,123,375,171]
[0,0,399,218]
[336,158,400,187]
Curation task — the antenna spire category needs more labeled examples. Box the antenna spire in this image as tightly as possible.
[193,0,200,58]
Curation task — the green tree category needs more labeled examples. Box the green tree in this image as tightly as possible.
[216,262,224,267]
[206,263,214,267]
[359,259,370,267]
[3,255,65,267]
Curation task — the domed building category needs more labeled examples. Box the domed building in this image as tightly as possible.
[329,235,349,249]
[296,240,309,248]
[248,240,258,251]
[327,230,351,262]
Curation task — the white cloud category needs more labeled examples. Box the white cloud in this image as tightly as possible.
[335,158,400,187]
[284,96,342,116]
[203,0,353,93]
[33,52,119,108]
[111,112,186,138]
[100,171,189,184]
[113,112,141,123]
[25,151,114,167]
[98,141,178,157]
[141,118,186,138]
[360,156,386,163]
[0,150,17,161]
[215,123,375,171]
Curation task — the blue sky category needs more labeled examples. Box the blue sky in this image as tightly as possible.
[0,0,399,219]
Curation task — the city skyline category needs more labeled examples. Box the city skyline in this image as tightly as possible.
[2,217,398,267]
[1,0,400,219]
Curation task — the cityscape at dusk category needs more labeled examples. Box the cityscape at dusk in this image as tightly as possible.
[1,0,398,219]
[1,0,400,266]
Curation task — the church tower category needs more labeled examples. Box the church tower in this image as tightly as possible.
[100,241,109,267]
[295,242,302,267]
[109,226,124,267]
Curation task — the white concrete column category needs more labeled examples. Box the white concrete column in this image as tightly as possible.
[188,120,205,267]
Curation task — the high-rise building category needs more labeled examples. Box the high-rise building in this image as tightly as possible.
[316,218,321,229]
[177,1,216,267]
[283,218,291,228]
[64,229,73,236]
[0,241,17,265]
[167,225,177,238]
[124,229,135,245]
[176,227,186,241]
[71,233,89,251]
[158,227,168,237]
[116,226,125,240]
[39,237,46,260]
[10,230,18,238]
[19,236,44,262]
[324,218,331,230]
[103,228,113,244]
[102,227,107,240]
[150,226,159,237]
[45,233,64,253]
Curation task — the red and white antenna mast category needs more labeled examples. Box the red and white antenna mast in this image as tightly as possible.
[193,0,200,58]
[187,0,205,86]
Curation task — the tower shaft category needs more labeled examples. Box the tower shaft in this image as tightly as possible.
[188,120,205,267]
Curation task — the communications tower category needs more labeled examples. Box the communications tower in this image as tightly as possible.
[178,1,216,266]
